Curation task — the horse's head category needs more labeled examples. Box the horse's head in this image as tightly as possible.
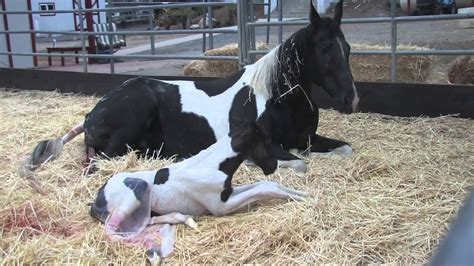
[304,0,359,113]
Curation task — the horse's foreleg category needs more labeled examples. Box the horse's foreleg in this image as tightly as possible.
[308,133,353,156]
[272,145,307,173]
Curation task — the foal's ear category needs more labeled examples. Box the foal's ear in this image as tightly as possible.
[310,0,320,24]
[334,0,343,25]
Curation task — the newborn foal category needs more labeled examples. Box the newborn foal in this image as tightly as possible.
[91,122,306,260]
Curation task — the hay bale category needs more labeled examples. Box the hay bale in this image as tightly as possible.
[1,89,474,264]
[447,56,474,85]
[458,8,474,29]
[183,43,268,77]
[350,43,432,83]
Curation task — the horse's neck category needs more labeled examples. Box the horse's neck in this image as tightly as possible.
[170,135,240,170]
[246,45,310,102]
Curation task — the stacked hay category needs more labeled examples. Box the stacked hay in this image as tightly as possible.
[1,89,474,264]
[350,43,432,83]
[183,43,268,77]
[447,56,474,85]
[184,43,432,82]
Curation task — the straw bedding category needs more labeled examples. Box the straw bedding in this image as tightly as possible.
[1,88,473,264]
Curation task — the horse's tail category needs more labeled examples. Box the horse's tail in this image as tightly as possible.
[19,122,85,194]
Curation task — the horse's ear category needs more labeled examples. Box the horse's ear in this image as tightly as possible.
[334,0,343,25]
[310,0,320,24]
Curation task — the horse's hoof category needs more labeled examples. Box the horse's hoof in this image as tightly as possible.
[244,159,256,166]
[291,160,307,173]
[330,145,353,156]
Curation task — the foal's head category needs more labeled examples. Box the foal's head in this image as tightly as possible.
[280,0,359,113]
[230,122,277,175]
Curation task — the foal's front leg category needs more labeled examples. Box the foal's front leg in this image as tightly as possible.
[149,212,198,230]
[211,181,307,216]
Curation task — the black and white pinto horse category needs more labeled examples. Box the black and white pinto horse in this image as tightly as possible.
[22,0,358,178]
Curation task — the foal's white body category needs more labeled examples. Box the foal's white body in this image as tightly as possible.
[104,134,306,220]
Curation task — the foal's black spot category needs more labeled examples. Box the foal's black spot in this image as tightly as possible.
[220,186,233,203]
[90,181,109,222]
[123,177,149,201]
[154,168,169,185]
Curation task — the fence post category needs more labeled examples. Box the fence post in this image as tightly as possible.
[277,0,282,44]
[237,0,250,66]
[207,0,214,50]
[107,10,115,74]
[149,8,155,55]
[390,0,397,82]
[78,1,87,73]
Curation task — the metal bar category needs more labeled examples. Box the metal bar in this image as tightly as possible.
[390,0,397,82]
[85,0,97,64]
[0,51,239,60]
[246,12,474,27]
[207,0,214,50]
[249,49,474,56]
[266,0,271,44]
[249,0,256,62]
[148,8,155,55]
[202,0,207,53]
[107,10,115,74]
[277,0,282,44]
[237,0,249,66]
[78,1,87,73]
[0,2,236,15]
[0,28,237,35]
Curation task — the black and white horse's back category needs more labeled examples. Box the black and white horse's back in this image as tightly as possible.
[22,0,359,181]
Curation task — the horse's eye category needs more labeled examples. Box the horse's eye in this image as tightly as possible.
[320,43,331,53]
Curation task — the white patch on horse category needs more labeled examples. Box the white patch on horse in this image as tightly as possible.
[337,37,359,112]
[246,46,279,100]
[336,37,346,60]
[164,79,251,140]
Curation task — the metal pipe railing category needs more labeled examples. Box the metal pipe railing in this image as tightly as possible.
[249,49,474,56]
[0,51,238,61]
[0,2,235,15]
[0,29,237,35]
[1,0,473,82]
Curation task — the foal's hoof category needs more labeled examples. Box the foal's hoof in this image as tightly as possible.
[146,248,161,266]
[185,217,198,230]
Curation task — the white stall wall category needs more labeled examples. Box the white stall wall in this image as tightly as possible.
[32,0,106,32]
[0,0,34,68]
[0,3,10,68]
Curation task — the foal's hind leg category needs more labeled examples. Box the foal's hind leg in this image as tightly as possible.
[211,181,306,216]
[149,212,198,230]
[308,133,353,156]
